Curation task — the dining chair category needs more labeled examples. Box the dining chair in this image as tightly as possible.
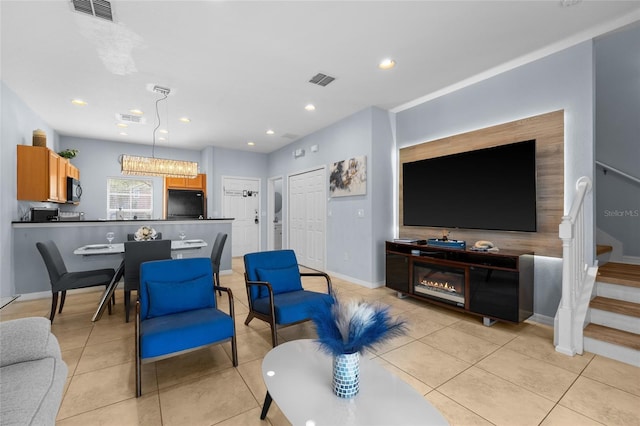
[244,249,333,347]
[123,240,172,322]
[136,257,237,397]
[127,232,163,241]
[36,240,116,323]
[210,233,227,295]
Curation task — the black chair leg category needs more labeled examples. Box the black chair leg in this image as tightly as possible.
[58,290,67,313]
[260,392,272,420]
[244,312,255,326]
[107,286,113,315]
[124,290,131,323]
[215,272,222,296]
[49,292,59,322]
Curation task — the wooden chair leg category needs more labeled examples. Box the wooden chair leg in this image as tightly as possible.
[58,290,67,313]
[270,320,278,347]
[231,335,238,367]
[244,312,255,326]
[135,345,141,397]
[49,292,59,322]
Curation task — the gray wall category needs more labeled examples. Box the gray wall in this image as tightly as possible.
[2,82,60,297]
[595,23,640,257]
[267,107,393,285]
[394,41,596,318]
[58,136,202,220]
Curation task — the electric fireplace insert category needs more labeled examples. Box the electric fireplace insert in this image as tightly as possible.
[413,261,466,307]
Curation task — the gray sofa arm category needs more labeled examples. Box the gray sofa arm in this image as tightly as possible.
[0,317,61,367]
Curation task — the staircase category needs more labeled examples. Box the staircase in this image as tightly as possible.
[583,261,640,367]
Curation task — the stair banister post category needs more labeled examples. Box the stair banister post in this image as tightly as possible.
[555,176,592,356]
[556,214,577,355]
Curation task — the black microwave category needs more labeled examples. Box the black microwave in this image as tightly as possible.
[67,177,82,203]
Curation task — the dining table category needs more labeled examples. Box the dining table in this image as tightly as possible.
[74,239,208,321]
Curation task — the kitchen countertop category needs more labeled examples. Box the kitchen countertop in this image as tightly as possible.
[12,218,234,225]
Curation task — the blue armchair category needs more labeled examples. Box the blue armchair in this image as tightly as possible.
[244,249,333,347]
[136,257,237,397]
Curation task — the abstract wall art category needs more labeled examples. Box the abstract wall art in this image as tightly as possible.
[329,155,367,197]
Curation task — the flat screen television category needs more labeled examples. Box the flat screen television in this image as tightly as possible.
[167,189,205,220]
[402,139,537,232]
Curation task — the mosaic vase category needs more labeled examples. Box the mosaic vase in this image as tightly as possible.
[332,352,360,398]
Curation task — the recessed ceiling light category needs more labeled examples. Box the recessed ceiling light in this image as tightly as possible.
[179,117,191,123]
[247,141,255,146]
[266,129,275,135]
[129,109,143,115]
[116,123,128,128]
[305,104,316,111]
[378,59,396,70]
[159,129,169,134]
[159,137,167,141]
[71,99,88,106]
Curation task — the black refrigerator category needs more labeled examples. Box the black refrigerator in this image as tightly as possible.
[167,189,205,220]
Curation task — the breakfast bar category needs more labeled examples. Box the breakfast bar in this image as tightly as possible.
[11,219,233,297]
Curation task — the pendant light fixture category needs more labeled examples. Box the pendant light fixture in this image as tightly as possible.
[121,86,198,178]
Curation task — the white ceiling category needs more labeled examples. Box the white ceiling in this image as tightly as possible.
[2,1,639,154]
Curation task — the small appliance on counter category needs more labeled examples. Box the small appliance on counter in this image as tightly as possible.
[58,211,85,221]
[30,207,59,222]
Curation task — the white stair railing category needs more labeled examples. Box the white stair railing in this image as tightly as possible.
[555,176,598,356]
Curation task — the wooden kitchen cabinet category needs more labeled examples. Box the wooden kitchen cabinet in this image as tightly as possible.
[67,163,80,180]
[165,174,206,192]
[17,145,75,203]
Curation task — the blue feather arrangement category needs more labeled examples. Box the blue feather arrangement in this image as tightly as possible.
[310,293,407,356]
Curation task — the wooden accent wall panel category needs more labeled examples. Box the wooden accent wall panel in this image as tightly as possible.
[399,110,564,257]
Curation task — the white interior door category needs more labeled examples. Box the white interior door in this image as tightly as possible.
[289,168,325,270]
[222,177,260,257]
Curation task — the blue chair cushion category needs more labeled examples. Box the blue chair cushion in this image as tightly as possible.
[256,265,302,298]
[252,290,333,325]
[146,273,214,318]
[139,308,234,359]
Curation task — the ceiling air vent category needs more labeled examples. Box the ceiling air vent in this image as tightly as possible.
[309,73,335,87]
[281,133,299,140]
[116,113,146,124]
[72,0,113,22]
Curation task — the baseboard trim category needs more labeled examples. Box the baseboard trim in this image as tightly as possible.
[14,280,126,301]
[622,255,640,265]
[530,313,554,326]
[324,270,382,289]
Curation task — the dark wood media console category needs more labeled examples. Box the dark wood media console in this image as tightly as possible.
[386,241,534,323]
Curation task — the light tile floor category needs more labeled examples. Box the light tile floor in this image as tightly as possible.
[2,258,639,426]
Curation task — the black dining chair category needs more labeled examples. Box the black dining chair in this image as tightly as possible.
[210,233,227,295]
[36,240,116,323]
[127,232,163,241]
[123,239,172,322]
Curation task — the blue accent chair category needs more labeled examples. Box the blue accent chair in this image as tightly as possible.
[136,258,237,397]
[244,249,333,347]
